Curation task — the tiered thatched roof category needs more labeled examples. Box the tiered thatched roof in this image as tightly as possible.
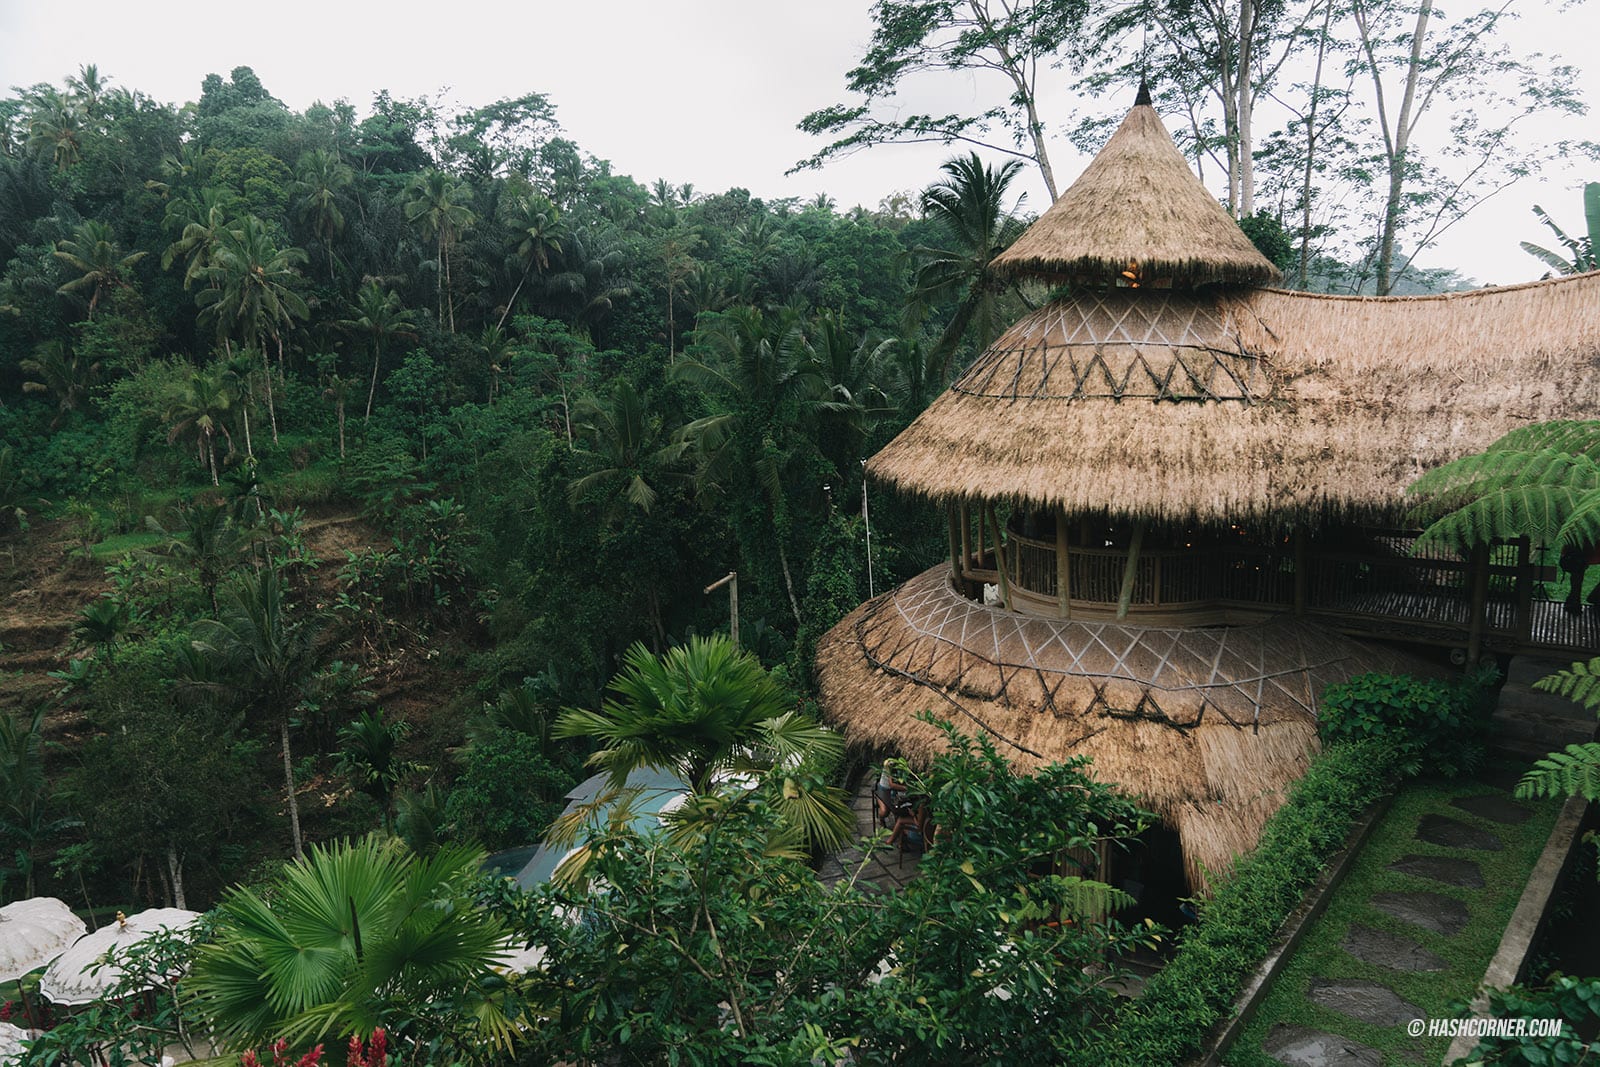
[867,270,1600,522]
[816,567,1440,888]
[991,90,1280,287]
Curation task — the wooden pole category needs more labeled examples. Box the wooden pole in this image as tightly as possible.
[1055,510,1071,619]
[1293,525,1307,616]
[947,505,962,584]
[1465,544,1489,664]
[959,500,972,575]
[705,571,739,648]
[1116,523,1146,620]
[986,503,1011,611]
[1515,536,1534,646]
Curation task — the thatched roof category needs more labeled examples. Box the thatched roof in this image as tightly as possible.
[991,98,1279,287]
[867,270,1600,522]
[815,566,1440,889]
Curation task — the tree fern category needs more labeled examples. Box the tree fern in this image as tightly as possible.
[1533,657,1600,714]
[1514,743,1600,802]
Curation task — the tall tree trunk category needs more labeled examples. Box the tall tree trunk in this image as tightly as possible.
[336,399,346,458]
[1236,0,1257,217]
[1298,0,1336,287]
[280,716,304,859]
[365,341,381,423]
[1359,0,1434,294]
[259,345,280,444]
[777,539,802,626]
[241,394,253,459]
[166,845,187,910]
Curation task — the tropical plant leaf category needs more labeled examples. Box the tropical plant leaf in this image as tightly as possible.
[1514,742,1600,802]
[1532,657,1600,714]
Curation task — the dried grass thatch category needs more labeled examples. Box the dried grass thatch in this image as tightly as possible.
[991,99,1279,287]
[815,567,1440,890]
[868,271,1600,522]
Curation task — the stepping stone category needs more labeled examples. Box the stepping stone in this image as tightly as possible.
[1416,814,1504,851]
[1370,891,1471,936]
[1389,854,1484,888]
[1264,1023,1382,1067]
[1342,923,1447,972]
[1451,794,1532,825]
[1309,978,1422,1027]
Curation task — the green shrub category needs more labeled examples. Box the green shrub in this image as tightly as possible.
[1096,740,1402,1065]
[1454,975,1600,1064]
[1320,669,1493,777]
[444,728,575,851]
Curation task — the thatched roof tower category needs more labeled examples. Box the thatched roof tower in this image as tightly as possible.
[991,85,1280,288]
[815,90,1600,893]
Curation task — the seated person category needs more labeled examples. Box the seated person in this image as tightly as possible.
[887,798,930,853]
[873,759,907,826]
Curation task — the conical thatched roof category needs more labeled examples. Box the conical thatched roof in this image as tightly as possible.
[991,97,1280,287]
[867,270,1600,522]
[815,566,1441,890]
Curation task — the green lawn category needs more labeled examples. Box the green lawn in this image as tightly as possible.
[1224,774,1561,1066]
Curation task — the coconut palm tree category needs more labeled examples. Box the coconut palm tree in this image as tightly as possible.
[192,567,321,858]
[554,635,854,850]
[337,710,422,832]
[20,339,102,427]
[197,217,310,442]
[24,88,84,171]
[568,379,688,522]
[53,219,147,319]
[163,367,235,485]
[161,187,239,290]
[497,191,564,330]
[910,152,1029,380]
[404,170,476,333]
[292,149,353,281]
[189,835,513,1051]
[340,280,419,422]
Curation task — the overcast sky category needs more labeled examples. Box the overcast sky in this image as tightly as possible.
[2,0,1596,286]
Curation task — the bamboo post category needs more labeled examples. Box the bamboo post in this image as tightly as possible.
[705,572,739,648]
[1116,523,1146,620]
[975,501,987,568]
[959,500,972,575]
[1465,544,1489,664]
[947,505,962,584]
[1293,525,1307,616]
[986,503,1012,611]
[1515,537,1534,646]
[1055,511,1071,619]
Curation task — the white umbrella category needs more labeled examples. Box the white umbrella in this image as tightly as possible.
[38,908,199,1006]
[0,1022,29,1067]
[0,897,87,984]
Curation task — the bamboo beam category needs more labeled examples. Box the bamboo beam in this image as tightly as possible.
[1116,523,1146,620]
[1466,543,1489,664]
[1055,511,1071,619]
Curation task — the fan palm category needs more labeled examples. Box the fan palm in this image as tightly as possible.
[189,835,514,1050]
[554,636,854,850]
[53,219,147,318]
[910,152,1029,380]
[404,170,476,333]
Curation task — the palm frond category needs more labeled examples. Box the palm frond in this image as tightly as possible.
[1414,484,1591,553]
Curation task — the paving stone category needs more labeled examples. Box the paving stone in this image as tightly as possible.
[1450,794,1532,825]
[1264,1024,1382,1067]
[1370,891,1471,936]
[1388,854,1484,888]
[1416,814,1504,851]
[1342,923,1447,972]
[1308,978,1422,1027]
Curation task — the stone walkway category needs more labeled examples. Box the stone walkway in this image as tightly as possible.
[1263,768,1533,1066]
[816,783,925,892]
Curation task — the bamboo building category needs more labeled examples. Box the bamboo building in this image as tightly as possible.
[813,88,1600,891]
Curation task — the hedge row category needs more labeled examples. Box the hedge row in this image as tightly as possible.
[1091,739,1402,1065]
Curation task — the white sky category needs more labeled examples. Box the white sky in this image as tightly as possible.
[1,0,1596,286]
